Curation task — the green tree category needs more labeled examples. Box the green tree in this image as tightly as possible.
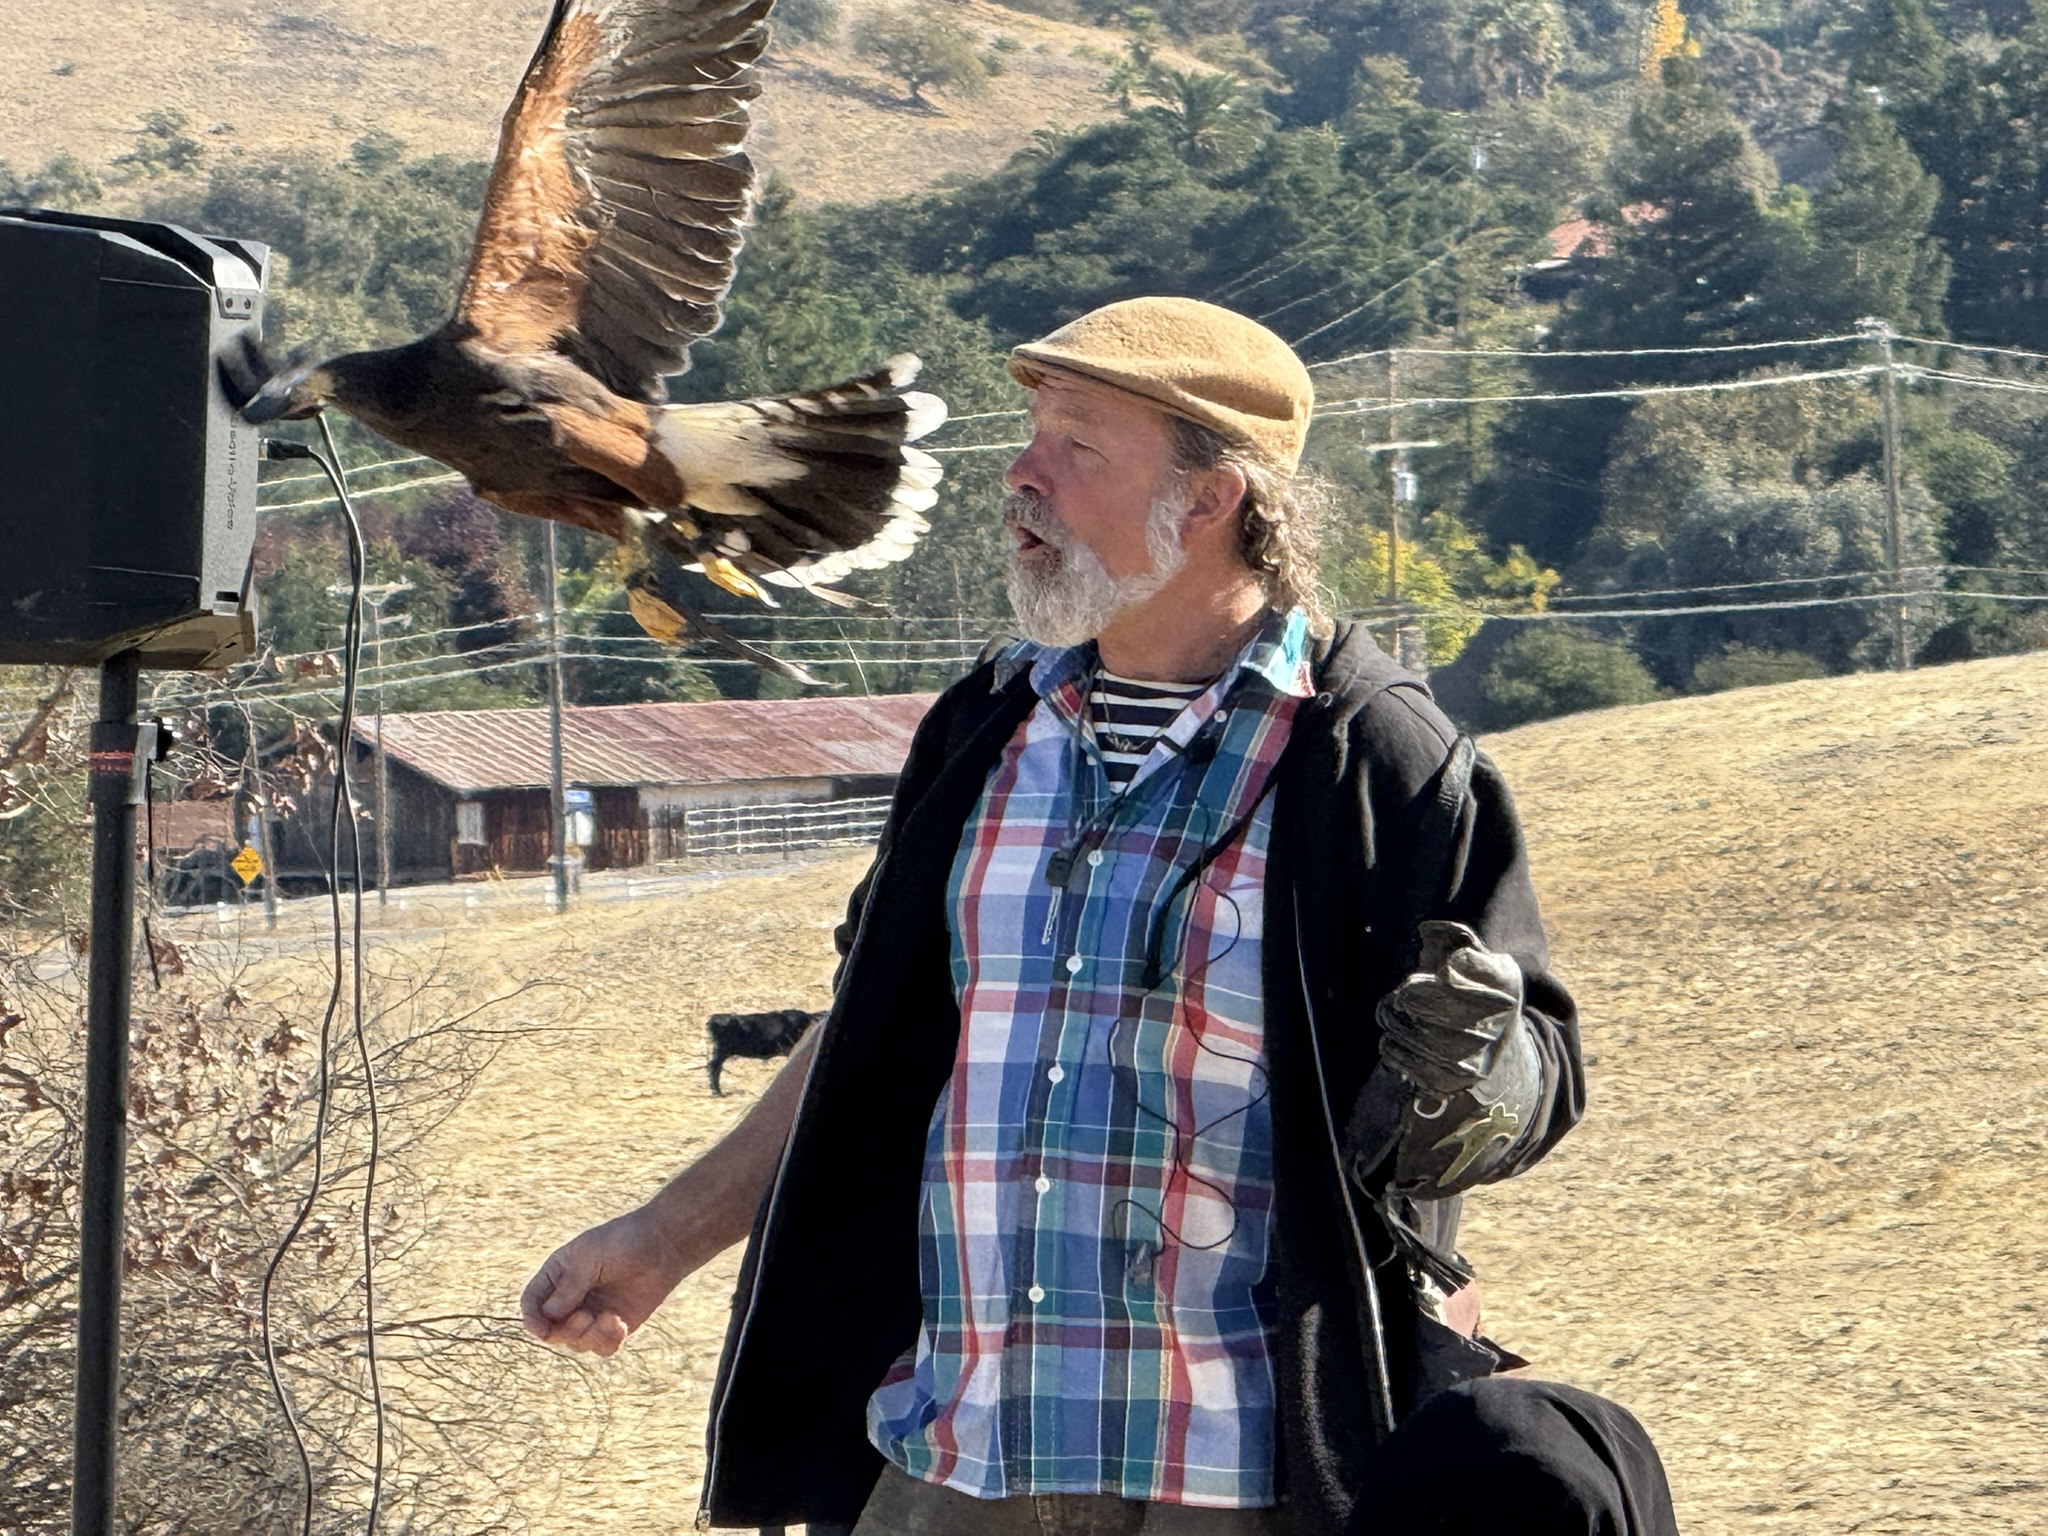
[776,0,842,45]
[1690,643,1826,692]
[855,3,991,107]
[1635,477,1940,683]
[147,135,488,356]
[1258,0,1469,123]
[1592,379,1883,554]
[1576,57,1787,349]
[1918,426,2014,567]
[1155,0,1255,41]
[1477,57,1797,568]
[1847,0,2044,343]
[111,108,205,181]
[1848,0,1949,113]
[1775,91,1948,334]
[1462,0,1566,101]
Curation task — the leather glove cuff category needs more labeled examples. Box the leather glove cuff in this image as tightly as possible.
[1382,1012,1541,1195]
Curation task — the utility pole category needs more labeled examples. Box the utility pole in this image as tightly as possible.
[1860,318,1911,670]
[1385,353,1401,604]
[543,522,570,913]
[1358,429,1445,673]
[330,580,413,901]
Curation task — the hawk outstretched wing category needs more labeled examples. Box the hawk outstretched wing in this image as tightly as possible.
[453,0,769,401]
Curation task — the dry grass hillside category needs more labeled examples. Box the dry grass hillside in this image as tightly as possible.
[3,0,1158,204]
[159,650,2048,1533]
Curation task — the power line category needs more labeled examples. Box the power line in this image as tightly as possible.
[149,632,993,711]
[929,440,1028,456]
[1550,565,1965,605]
[257,451,441,491]
[939,408,1028,426]
[1315,364,1887,416]
[1278,225,1488,344]
[1903,365,2048,397]
[1453,588,1955,623]
[1212,140,1474,305]
[1895,332,2048,367]
[251,341,2019,508]
[260,471,465,513]
[1294,245,1481,353]
[1307,332,1871,372]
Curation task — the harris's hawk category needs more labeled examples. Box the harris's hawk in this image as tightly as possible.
[225,0,944,680]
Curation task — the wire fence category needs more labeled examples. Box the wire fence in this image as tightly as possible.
[663,796,894,861]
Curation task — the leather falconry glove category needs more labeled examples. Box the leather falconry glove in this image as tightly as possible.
[1349,921,1542,1198]
[1377,920,1524,1096]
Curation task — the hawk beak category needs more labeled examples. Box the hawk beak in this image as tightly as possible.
[218,334,325,423]
[239,383,298,425]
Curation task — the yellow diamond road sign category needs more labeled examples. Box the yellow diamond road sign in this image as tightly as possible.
[231,846,264,885]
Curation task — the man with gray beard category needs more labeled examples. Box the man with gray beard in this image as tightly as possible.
[1003,484,1192,647]
[523,298,1678,1536]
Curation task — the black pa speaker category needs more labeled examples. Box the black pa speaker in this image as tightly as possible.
[0,209,270,668]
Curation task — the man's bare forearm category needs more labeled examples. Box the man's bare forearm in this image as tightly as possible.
[639,1028,819,1281]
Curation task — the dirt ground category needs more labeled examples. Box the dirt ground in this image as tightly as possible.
[166,650,2048,1533]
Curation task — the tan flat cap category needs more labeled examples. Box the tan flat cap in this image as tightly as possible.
[1009,296,1315,470]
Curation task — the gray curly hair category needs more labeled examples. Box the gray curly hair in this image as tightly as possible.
[1167,415,1332,636]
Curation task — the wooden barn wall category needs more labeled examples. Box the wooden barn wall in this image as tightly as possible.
[382,757,456,883]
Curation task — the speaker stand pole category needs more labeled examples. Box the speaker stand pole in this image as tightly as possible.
[73,649,151,1536]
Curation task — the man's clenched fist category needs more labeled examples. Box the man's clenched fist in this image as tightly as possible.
[520,1207,683,1357]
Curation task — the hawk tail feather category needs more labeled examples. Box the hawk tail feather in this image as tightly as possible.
[651,354,946,589]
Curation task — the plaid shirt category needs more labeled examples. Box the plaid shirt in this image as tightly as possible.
[867,610,1315,1508]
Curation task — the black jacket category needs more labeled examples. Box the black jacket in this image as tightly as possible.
[698,624,1585,1534]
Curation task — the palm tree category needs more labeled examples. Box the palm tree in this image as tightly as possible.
[1139,67,1267,168]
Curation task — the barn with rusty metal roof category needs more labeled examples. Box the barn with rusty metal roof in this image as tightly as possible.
[292,694,937,884]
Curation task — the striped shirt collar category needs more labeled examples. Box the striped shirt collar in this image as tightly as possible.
[992,606,1316,706]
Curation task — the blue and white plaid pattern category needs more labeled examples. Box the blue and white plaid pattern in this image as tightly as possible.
[867,610,1315,1507]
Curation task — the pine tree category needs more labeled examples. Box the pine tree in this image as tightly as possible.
[1475,57,1783,568]
[1793,92,1949,334]
[1584,56,1783,350]
[1847,0,1946,111]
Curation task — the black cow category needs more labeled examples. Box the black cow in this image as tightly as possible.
[705,1008,823,1096]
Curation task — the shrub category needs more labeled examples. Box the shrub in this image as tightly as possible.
[1691,644,1827,693]
[1480,626,1662,729]
[0,153,103,209]
[777,0,842,47]
[0,913,591,1530]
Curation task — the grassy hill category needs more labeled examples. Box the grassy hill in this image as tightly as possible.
[1470,648,2048,1534]
[2,0,1155,205]
[145,648,2048,1534]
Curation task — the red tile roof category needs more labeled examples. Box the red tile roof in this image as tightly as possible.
[353,693,938,794]
[1545,203,1664,261]
[1546,217,1611,261]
